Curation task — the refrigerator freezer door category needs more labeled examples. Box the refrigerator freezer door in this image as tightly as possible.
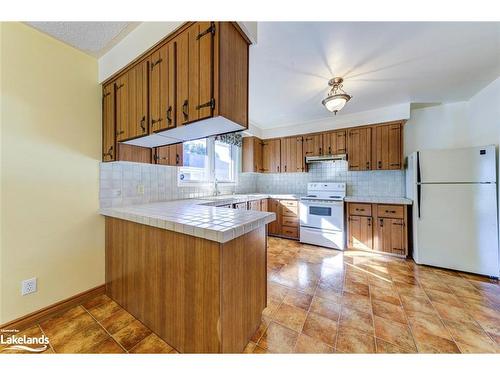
[419,145,496,183]
[414,182,499,277]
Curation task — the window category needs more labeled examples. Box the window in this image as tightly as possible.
[178,137,238,185]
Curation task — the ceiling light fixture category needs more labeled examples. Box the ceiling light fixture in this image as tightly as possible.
[322,77,352,115]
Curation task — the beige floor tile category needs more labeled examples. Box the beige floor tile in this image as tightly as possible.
[272,303,308,332]
[258,322,298,353]
[301,312,338,346]
[373,316,416,352]
[294,333,334,353]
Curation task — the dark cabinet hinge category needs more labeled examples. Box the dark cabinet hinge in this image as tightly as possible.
[115,83,124,91]
[196,98,215,110]
[197,22,216,40]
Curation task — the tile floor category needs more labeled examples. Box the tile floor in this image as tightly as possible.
[2,237,499,354]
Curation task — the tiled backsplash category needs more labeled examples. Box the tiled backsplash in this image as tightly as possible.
[254,161,405,196]
[100,160,405,208]
[99,161,257,208]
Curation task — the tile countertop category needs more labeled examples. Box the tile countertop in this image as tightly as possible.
[100,199,275,244]
[344,196,413,205]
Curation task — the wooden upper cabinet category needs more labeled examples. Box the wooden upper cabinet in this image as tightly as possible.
[373,122,403,170]
[176,22,216,126]
[242,137,263,173]
[262,139,281,173]
[153,143,183,166]
[115,74,128,142]
[348,127,372,171]
[323,130,347,155]
[281,136,304,173]
[102,83,115,161]
[126,60,148,139]
[303,134,322,157]
[149,42,176,133]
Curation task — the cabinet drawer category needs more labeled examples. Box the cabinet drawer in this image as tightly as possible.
[280,200,298,207]
[282,216,298,227]
[377,205,404,219]
[281,226,298,238]
[348,203,372,217]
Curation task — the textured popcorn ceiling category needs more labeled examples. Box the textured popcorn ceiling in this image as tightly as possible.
[26,22,138,57]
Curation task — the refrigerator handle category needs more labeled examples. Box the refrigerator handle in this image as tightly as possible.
[416,151,421,219]
[417,183,421,219]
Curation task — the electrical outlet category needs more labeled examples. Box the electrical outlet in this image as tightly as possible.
[137,184,145,195]
[21,277,37,296]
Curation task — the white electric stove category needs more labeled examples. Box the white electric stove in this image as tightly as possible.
[299,182,346,250]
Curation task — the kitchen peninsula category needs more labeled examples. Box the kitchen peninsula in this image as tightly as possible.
[101,200,275,353]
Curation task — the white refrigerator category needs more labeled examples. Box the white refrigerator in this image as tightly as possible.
[406,145,499,278]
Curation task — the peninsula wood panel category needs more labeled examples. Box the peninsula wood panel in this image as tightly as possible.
[102,83,115,161]
[105,217,266,353]
[220,226,266,352]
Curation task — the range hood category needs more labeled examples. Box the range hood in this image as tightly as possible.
[305,154,347,164]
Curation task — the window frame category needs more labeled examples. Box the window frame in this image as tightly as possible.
[178,136,239,186]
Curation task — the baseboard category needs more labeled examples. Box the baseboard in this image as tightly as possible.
[0,284,106,332]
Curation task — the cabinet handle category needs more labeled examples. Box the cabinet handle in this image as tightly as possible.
[328,146,331,154]
[378,161,382,169]
[355,208,365,212]
[367,218,371,226]
[166,106,172,125]
[277,165,280,172]
[319,147,322,155]
[150,58,162,70]
[380,218,384,227]
[366,161,370,169]
[390,163,400,167]
[140,116,146,132]
[182,99,189,121]
[151,118,162,127]
[176,154,180,165]
[385,210,396,214]
[284,165,287,172]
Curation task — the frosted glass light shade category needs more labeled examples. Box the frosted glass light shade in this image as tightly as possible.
[322,93,351,113]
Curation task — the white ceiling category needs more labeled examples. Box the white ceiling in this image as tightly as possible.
[250,22,500,129]
[26,22,138,57]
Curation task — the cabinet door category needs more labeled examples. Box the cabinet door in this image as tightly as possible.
[127,61,148,139]
[388,124,402,169]
[374,123,402,170]
[115,74,128,141]
[348,216,373,250]
[102,83,115,161]
[267,199,280,235]
[153,145,170,165]
[334,130,347,154]
[281,136,304,173]
[150,43,176,132]
[242,137,263,173]
[262,139,281,173]
[376,218,405,255]
[303,134,322,157]
[175,31,189,125]
[348,127,372,171]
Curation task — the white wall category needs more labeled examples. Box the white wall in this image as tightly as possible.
[405,77,500,155]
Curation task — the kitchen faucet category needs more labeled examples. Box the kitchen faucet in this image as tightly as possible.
[214,179,221,196]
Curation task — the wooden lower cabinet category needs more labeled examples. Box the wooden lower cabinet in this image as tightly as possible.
[347,202,408,257]
[105,217,266,353]
[348,215,373,250]
[266,199,299,240]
